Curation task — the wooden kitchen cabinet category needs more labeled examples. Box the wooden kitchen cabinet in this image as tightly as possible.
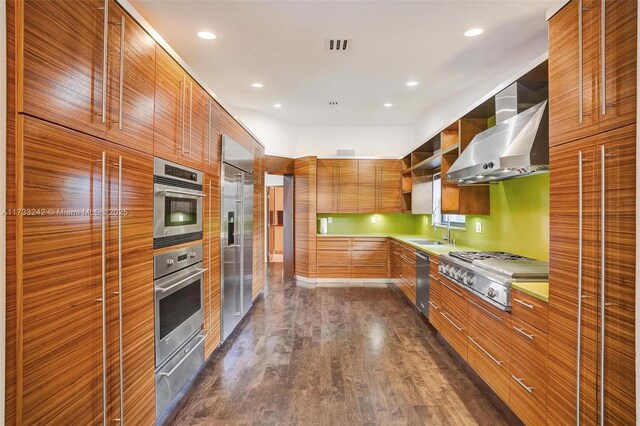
[19,0,156,152]
[358,160,402,213]
[432,274,468,359]
[105,0,156,154]
[351,238,388,278]
[549,0,637,147]
[203,172,221,357]
[317,237,352,278]
[316,159,358,213]
[547,125,636,424]
[16,117,155,424]
[154,50,208,169]
[316,159,337,213]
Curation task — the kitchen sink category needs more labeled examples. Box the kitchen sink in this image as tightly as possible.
[409,239,445,245]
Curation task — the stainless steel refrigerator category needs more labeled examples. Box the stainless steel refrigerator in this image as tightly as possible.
[221,135,254,342]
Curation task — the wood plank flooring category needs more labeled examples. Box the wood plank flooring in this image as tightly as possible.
[163,264,521,425]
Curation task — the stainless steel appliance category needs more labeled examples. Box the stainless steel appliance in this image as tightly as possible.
[154,158,205,249]
[438,251,548,311]
[155,332,205,418]
[447,81,549,184]
[415,251,430,318]
[154,243,206,366]
[221,135,254,342]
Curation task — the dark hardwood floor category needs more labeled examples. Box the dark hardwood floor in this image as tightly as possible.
[163,263,521,425]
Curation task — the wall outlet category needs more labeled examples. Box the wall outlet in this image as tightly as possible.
[328,217,332,224]
[371,216,377,224]
[475,222,482,234]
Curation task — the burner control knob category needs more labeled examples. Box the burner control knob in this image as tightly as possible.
[487,288,497,298]
[189,252,197,258]
[166,259,175,266]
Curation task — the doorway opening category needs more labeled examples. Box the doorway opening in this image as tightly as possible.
[265,173,294,282]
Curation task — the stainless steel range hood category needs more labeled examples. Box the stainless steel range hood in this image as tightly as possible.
[446,82,549,185]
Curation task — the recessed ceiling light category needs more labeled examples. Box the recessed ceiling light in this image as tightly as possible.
[273,103,282,108]
[251,83,264,88]
[463,28,484,37]
[406,81,418,87]
[197,30,217,40]
[384,103,393,108]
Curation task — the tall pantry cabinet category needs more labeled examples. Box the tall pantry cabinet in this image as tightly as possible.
[547,0,636,424]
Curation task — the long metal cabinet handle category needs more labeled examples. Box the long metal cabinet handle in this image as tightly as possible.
[101,0,108,123]
[189,81,193,157]
[469,298,503,322]
[600,0,606,115]
[158,335,206,377]
[208,179,213,332]
[181,76,187,154]
[468,336,504,366]
[117,156,124,424]
[512,325,535,340]
[511,375,534,394]
[513,298,535,310]
[118,16,125,130]
[578,0,584,123]
[599,145,606,425]
[100,152,107,424]
[576,151,584,422]
[440,311,464,332]
[208,100,212,164]
[157,269,207,294]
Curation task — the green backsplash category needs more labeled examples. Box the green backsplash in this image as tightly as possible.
[317,173,550,261]
[317,213,417,235]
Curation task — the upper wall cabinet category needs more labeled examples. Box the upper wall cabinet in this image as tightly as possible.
[153,46,208,169]
[20,0,156,153]
[549,0,636,147]
[317,159,401,214]
[358,160,402,213]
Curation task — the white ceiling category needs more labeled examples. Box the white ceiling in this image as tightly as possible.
[130,0,561,127]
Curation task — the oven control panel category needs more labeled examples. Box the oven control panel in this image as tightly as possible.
[154,243,204,280]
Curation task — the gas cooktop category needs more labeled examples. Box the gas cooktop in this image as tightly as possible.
[438,251,549,311]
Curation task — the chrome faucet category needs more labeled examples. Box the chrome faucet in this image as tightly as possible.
[433,206,455,245]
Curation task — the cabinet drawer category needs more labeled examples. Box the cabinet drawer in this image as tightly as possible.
[352,238,387,251]
[467,323,510,403]
[352,265,388,279]
[437,276,467,323]
[511,316,547,356]
[467,295,511,344]
[317,237,351,251]
[317,250,350,267]
[352,249,387,266]
[430,257,440,276]
[512,289,548,332]
[510,358,547,426]
[317,266,351,278]
[438,307,468,360]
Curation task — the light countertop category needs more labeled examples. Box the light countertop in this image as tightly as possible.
[316,233,474,257]
[511,282,549,302]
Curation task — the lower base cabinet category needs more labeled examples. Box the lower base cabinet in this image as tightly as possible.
[316,237,389,279]
[10,116,155,424]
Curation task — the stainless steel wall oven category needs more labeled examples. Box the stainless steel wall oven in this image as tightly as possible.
[154,158,205,249]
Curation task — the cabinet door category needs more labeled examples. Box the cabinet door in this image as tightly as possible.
[599,125,636,424]
[106,1,155,154]
[357,160,376,213]
[205,97,223,171]
[549,0,600,147]
[203,172,221,358]
[20,117,106,423]
[106,146,155,425]
[547,136,600,424]
[336,160,358,213]
[317,159,336,213]
[184,79,207,169]
[154,46,188,164]
[380,160,402,213]
[599,0,637,133]
[21,0,106,138]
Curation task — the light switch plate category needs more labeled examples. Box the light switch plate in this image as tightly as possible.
[328,217,332,224]
[475,222,482,234]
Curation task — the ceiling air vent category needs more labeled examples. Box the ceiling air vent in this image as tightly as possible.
[325,38,351,52]
[328,101,339,106]
[337,149,356,157]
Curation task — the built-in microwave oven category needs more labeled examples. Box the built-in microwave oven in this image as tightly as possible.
[153,158,205,249]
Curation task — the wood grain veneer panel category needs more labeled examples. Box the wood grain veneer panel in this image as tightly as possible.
[265,155,294,175]
[294,157,317,278]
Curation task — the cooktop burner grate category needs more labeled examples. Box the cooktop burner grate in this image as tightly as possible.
[448,251,530,263]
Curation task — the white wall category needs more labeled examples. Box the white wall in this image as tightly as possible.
[1,0,7,421]
[233,108,296,157]
[295,126,416,158]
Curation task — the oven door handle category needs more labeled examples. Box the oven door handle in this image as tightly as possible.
[158,334,206,377]
[158,189,207,198]
[157,268,208,294]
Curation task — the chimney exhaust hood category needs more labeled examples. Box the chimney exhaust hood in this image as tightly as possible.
[446,82,549,185]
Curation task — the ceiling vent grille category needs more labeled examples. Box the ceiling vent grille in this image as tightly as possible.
[325,38,351,52]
